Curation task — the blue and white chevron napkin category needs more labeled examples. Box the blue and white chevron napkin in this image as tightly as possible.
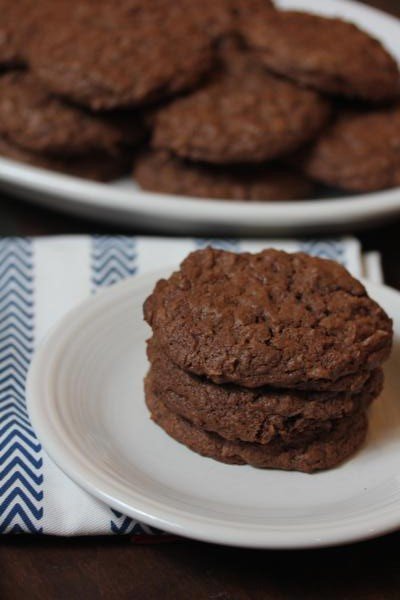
[0,235,375,536]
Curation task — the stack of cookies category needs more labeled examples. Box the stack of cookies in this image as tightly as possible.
[144,248,393,473]
[0,0,400,197]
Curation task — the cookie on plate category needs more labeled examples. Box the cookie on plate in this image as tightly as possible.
[241,10,400,102]
[26,0,215,110]
[0,72,144,157]
[152,58,331,163]
[145,380,368,473]
[297,107,400,192]
[0,135,130,182]
[0,0,34,67]
[143,248,393,390]
[147,338,383,444]
[0,0,57,68]
[183,0,275,39]
[134,151,314,201]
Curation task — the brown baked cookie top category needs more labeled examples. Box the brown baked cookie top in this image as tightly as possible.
[0,0,59,67]
[147,339,382,445]
[26,0,215,110]
[179,0,274,40]
[0,0,38,67]
[145,380,368,473]
[296,106,400,192]
[134,150,314,201]
[0,1,24,67]
[0,72,144,157]
[0,135,130,182]
[152,55,331,163]
[143,248,393,390]
[241,10,399,103]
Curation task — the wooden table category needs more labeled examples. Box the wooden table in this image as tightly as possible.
[1,2,400,598]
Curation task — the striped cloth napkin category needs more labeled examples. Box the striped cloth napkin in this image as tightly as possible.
[0,235,377,536]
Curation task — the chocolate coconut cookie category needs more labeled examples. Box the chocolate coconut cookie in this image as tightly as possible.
[145,381,368,474]
[0,0,59,68]
[183,0,275,39]
[0,72,144,157]
[297,107,400,192]
[152,64,331,164]
[144,248,392,472]
[134,151,314,201]
[0,0,38,67]
[147,339,383,444]
[0,135,130,181]
[27,0,215,110]
[144,248,392,390]
[241,10,400,102]
[0,1,24,67]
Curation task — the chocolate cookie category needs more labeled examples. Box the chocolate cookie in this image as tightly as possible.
[0,72,144,157]
[0,1,23,67]
[0,135,130,182]
[143,248,392,390]
[27,1,215,110]
[145,380,368,473]
[152,60,331,163]
[297,107,400,192]
[241,10,400,102]
[134,151,314,201]
[148,339,383,444]
[147,339,382,444]
[0,0,56,68]
[182,0,275,39]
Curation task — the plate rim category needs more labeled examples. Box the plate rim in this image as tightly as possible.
[27,270,400,548]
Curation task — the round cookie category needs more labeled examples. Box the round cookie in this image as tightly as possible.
[27,0,215,110]
[152,63,331,164]
[241,10,400,103]
[297,107,400,192]
[0,135,130,182]
[0,72,144,157]
[134,151,314,201]
[143,248,393,390]
[145,379,368,473]
[147,340,382,444]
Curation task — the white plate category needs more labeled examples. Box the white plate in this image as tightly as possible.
[1,0,400,235]
[27,269,400,549]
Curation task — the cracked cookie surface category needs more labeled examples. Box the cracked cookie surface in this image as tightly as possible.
[241,10,400,102]
[27,0,215,110]
[0,72,143,157]
[144,248,392,390]
[147,339,382,444]
[145,379,368,473]
[152,66,330,164]
[297,107,400,192]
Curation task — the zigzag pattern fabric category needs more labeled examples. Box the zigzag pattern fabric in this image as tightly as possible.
[91,236,137,288]
[90,236,141,535]
[0,236,362,536]
[299,240,346,264]
[0,239,43,533]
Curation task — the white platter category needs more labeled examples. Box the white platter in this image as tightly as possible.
[27,268,400,549]
[1,0,400,234]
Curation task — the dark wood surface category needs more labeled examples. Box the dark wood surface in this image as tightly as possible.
[1,2,400,598]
